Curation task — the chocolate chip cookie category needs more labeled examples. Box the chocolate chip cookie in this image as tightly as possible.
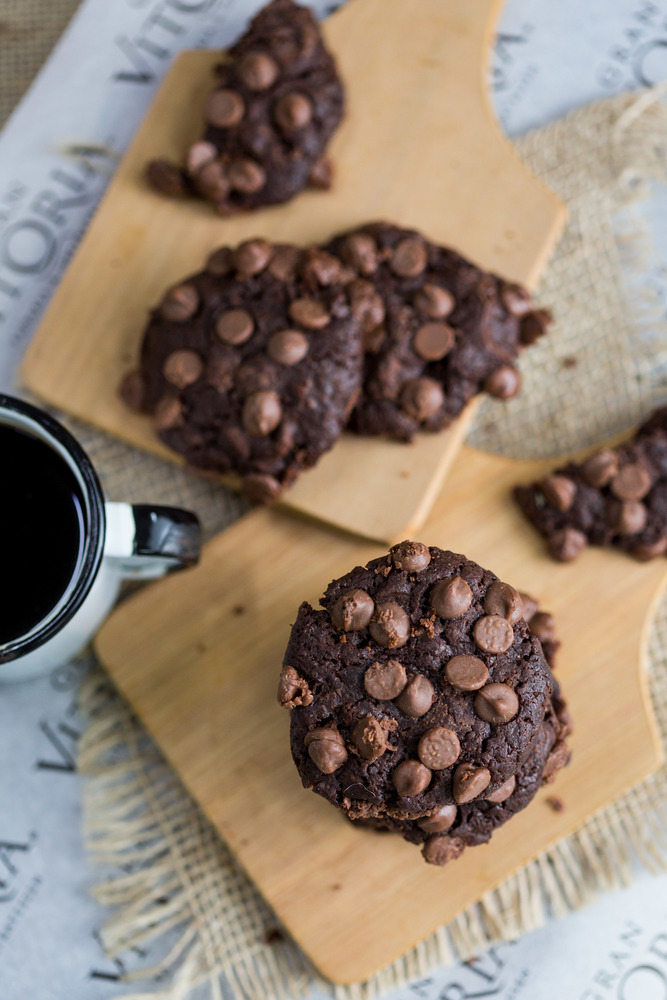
[515,407,667,562]
[278,542,569,863]
[147,0,344,214]
[119,240,362,503]
[326,223,552,441]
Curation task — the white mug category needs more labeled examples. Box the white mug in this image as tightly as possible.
[0,394,201,682]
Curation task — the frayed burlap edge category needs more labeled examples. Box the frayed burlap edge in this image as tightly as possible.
[78,86,667,999]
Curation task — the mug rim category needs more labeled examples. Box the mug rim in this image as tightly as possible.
[0,394,106,663]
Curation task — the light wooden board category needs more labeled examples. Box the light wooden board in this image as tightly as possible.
[95,444,667,985]
[22,0,565,544]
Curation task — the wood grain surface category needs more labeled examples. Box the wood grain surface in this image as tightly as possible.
[96,444,667,984]
[22,0,565,543]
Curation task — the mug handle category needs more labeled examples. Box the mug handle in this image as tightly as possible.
[104,503,201,580]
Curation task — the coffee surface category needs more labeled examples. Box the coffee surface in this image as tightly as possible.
[1,425,85,645]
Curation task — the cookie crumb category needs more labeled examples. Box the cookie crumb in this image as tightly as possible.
[546,795,565,813]
[264,927,285,945]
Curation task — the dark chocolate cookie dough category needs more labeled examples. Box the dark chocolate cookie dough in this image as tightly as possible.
[147,0,344,213]
[279,542,569,864]
[515,407,667,562]
[325,223,552,441]
[120,240,362,503]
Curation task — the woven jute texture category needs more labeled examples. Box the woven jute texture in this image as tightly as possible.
[73,87,667,1000]
[0,0,81,129]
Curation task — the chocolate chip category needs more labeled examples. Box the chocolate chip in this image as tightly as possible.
[268,245,300,282]
[206,247,233,276]
[422,835,465,866]
[242,391,282,436]
[161,283,199,322]
[520,592,539,621]
[274,92,313,131]
[392,759,431,796]
[289,298,330,329]
[342,233,378,276]
[146,159,187,198]
[417,727,461,769]
[390,540,431,573]
[238,51,279,90]
[430,576,473,619]
[228,159,267,193]
[364,659,407,700]
[352,717,391,761]
[348,279,386,333]
[196,160,230,202]
[308,156,333,189]
[543,740,570,781]
[540,474,576,512]
[473,615,514,654]
[363,325,386,354]
[444,654,489,691]
[519,308,552,345]
[501,283,532,317]
[303,249,343,287]
[474,683,519,724]
[186,140,217,176]
[528,611,556,644]
[267,330,309,366]
[216,309,254,345]
[242,473,282,504]
[634,537,667,560]
[277,665,313,709]
[119,371,146,412]
[394,674,435,717]
[390,238,427,277]
[330,589,374,631]
[581,449,618,488]
[485,774,516,802]
[369,601,410,648]
[204,88,245,128]
[413,283,455,319]
[413,322,455,361]
[234,239,273,277]
[154,396,184,430]
[400,377,445,421]
[305,728,347,774]
[417,804,458,833]
[453,763,491,803]
[483,581,524,623]
[548,527,587,562]
[484,365,521,399]
[163,350,203,388]
[610,499,647,535]
[611,463,651,501]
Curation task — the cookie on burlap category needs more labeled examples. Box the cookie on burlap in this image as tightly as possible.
[147,0,344,213]
[278,541,569,864]
[119,241,362,503]
[326,222,552,441]
[515,407,667,562]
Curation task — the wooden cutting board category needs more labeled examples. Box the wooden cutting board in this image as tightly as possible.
[95,444,667,985]
[21,0,565,544]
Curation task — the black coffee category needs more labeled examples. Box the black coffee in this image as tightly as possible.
[1,423,86,645]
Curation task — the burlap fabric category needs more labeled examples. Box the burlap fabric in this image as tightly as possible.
[0,0,81,129]
[68,88,667,998]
